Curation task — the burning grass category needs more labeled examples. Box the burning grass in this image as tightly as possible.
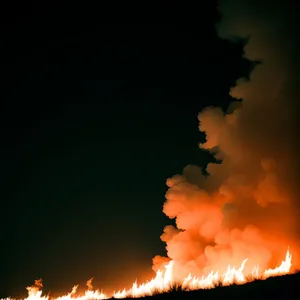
[3,273,299,300]
[121,272,300,300]
[1,248,295,300]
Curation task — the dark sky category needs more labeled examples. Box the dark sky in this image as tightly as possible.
[0,2,252,297]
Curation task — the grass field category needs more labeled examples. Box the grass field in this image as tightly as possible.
[119,272,299,300]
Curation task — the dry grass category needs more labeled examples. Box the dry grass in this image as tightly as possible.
[119,271,300,300]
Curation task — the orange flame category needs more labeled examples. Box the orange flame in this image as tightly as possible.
[1,248,294,300]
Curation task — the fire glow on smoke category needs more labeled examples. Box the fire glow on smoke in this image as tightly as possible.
[1,248,293,300]
[2,0,300,299]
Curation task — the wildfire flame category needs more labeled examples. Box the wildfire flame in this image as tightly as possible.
[1,248,293,300]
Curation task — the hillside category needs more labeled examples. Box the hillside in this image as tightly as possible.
[121,272,300,300]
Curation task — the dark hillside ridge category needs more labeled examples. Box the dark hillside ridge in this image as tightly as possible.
[119,272,300,300]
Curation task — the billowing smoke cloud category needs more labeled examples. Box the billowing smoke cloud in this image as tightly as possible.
[153,0,300,278]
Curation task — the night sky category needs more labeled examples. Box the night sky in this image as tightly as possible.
[0,2,254,297]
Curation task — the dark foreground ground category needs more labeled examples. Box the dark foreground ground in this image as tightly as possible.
[122,272,300,300]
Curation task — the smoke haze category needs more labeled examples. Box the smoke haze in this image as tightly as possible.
[153,0,300,279]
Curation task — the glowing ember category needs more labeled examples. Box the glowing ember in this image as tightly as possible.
[1,248,293,300]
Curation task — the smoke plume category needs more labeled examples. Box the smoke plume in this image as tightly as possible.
[153,0,300,279]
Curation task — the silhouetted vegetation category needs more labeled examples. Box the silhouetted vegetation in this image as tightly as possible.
[120,272,300,300]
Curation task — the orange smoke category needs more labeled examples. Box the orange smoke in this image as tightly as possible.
[152,0,300,282]
[2,1,300,299]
